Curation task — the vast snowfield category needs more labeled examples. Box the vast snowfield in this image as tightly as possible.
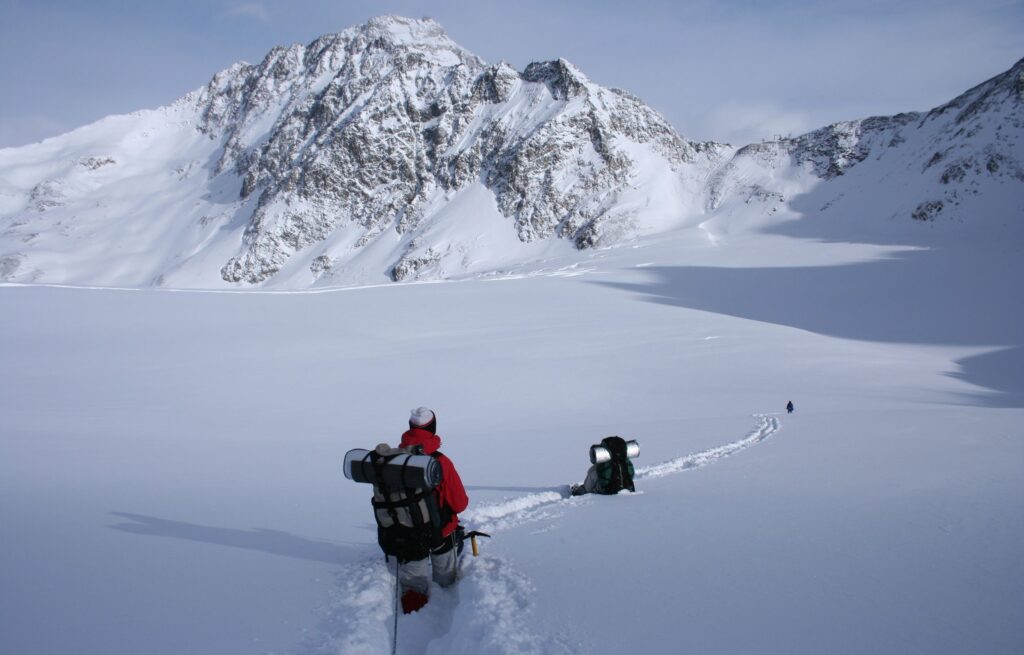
[2,220,1022,654]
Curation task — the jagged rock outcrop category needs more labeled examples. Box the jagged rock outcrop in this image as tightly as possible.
[707,58,1024,222]
[184,16,722,283]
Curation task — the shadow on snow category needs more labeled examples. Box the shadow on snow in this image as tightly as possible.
[598,247,1024,408]
[107,512,365,564]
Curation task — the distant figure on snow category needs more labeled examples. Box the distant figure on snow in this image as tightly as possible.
[570,436,637,496]
[394,407,468,614]
[786,400,794,414]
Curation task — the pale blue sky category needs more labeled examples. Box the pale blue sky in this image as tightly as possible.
[0,0,1021,148]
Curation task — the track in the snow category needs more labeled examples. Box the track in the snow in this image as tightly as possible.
[463,414,781,533]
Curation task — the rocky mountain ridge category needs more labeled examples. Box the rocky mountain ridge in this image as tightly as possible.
[0,16,1020,289]
[186,16,725,283]
[710,58,1023,223]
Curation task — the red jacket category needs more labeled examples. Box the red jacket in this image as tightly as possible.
[400,428,468,538]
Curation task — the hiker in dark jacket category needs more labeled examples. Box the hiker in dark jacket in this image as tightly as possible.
[570,436,636,496]
[786,400,794,414]
[396,407,468,613]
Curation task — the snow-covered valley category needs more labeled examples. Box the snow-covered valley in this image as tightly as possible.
[2,224,1022,653]
[1,13,1023,655]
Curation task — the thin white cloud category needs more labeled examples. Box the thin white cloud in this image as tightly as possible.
[222,3,271,24]
[698,102,815,147]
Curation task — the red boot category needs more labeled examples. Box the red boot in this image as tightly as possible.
[401,590,428,614]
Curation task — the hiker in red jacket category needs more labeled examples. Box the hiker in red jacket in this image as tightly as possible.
[397,407,468,613]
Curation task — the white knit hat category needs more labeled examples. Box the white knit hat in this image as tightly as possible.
[409,407,435,427]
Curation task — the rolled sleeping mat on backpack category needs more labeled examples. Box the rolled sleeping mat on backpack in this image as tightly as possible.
[589,440,640,465]
[343,448,442,489]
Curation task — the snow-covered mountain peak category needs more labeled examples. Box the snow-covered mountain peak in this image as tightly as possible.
[164,17,721,285]
[358,14,458,51]
[522,58,592,100]
[926,57,1024,125]
[0,17,1020,289]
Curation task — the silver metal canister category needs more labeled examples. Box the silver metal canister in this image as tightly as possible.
[590,445,611,465]
[589,439,640,464]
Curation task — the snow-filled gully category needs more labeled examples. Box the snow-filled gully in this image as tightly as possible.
[308,415,781,655]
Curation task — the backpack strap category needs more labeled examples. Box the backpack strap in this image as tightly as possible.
[370,451,400,526]
[430,451,453,528]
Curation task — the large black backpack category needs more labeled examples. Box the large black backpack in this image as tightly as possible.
[345,445,447,562]
[594,436,636,494]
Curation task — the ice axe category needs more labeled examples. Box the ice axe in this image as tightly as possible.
[461,530,490,556]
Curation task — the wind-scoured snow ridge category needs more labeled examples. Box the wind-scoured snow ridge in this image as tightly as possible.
[463,414,780,533]
[636,413,780,480]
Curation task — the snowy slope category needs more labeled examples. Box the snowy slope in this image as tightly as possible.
[1,15,1022,655]
[2,224,1022,654]
[705,56,1024,244]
